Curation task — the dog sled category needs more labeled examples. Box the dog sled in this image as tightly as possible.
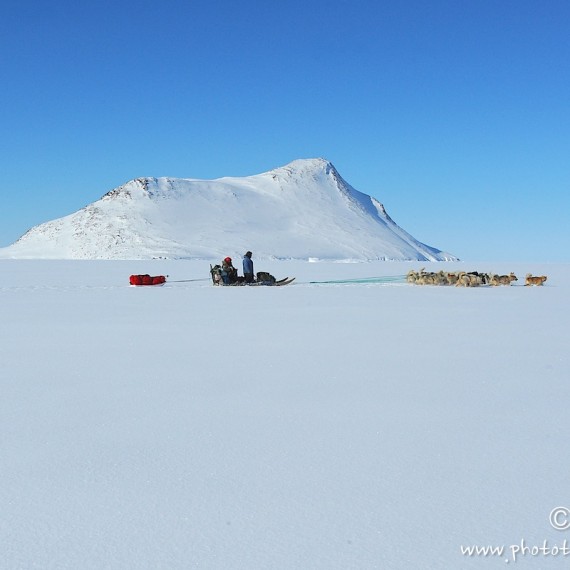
[209,265,295,287]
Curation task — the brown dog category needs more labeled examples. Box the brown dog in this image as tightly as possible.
[525,274,547,286]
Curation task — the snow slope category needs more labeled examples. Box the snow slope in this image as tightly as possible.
[0,159,456,261]
[1,259,569,569]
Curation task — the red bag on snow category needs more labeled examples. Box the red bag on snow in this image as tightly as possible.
[129,274,166,286]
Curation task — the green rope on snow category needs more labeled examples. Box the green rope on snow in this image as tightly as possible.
[309,275,407,285]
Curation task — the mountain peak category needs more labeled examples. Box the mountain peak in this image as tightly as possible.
[268,157,336,178]
[284,157,334,171]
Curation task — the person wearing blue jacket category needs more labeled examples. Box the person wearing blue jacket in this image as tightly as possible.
[243,251,254,283]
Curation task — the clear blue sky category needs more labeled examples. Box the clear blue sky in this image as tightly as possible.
[2,0,569,261]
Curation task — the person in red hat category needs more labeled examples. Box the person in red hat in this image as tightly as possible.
[221,256,237,285]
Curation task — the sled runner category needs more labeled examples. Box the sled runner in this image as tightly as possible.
[273,277,296,286]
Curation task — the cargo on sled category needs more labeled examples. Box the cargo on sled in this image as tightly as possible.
[209,265,295,287]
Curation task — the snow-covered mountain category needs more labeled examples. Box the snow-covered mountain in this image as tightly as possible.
[0,158,457,261]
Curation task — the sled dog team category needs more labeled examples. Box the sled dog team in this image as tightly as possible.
[407,269,548,287]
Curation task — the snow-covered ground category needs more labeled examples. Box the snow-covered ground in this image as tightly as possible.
[2,259,569,569]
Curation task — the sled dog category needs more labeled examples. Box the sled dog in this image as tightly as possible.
[489,272,518,286]
[524,274,547,286]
